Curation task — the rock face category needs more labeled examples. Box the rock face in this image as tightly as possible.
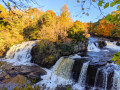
[72,58,89,82]
[116,41,120,46]
[96,41,107,48]
[86,61,110,86]
[31,40,88,69]
[0,62,46,83]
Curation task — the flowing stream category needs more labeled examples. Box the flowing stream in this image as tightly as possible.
[1,37,120,90]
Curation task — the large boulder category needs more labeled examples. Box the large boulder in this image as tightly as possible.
[116,41,120,46]
[72,58,89,82]
[96,41,107,48]
[31,39,88,69]
[86,61,109,86]
[0,62,46,83]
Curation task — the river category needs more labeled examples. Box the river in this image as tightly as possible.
[0,37,120,90]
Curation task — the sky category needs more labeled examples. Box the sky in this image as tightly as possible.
[0,0,118,23]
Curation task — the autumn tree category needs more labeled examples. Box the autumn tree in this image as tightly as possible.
[60,4,73,28]
[67,20,85,42]
[111,22,120,38]
[97,19,113,37]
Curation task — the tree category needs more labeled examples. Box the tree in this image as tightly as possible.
[67,20,86,42]
[111,22,120,38]
[60,4,73,28]
[46,10,56,17]
[1,0,120,21]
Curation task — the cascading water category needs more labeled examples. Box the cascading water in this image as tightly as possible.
[87,37,100,52]
[2,37,120,90]
[78,61,89,86]
[87,43,100,52]
[53,57,75,80]
[94,63,120,90]
[105,41,120,51]
[36,57,75,90]
[5,41,36,65]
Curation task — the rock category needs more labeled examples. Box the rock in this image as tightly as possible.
[116,41,120,46]
[72,58,89,82]
[55,85,71,90]
[0,76,5,81]
[73,41,88,53]
[0,72,7,82]
[5,75,10,79]
[31,40,59,69]
[20,65,46,83]
[86,61,108,86]
[31,40,88,69]
[26,72,42,83]
[0,63,46,84]
[96,41,107,48]
[10,74,27,84]
[8,71,19,77]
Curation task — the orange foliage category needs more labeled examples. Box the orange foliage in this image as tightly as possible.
[46,10,56,17]
[97,19,113,37]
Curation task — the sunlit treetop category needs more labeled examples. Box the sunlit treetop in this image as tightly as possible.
[0,0,120,21]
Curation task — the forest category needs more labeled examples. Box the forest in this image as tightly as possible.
[88,10,120,39]
[0,4,89,57]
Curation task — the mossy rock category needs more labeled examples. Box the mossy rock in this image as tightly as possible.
[31,39,88,69]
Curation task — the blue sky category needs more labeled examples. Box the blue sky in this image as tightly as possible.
[31,0,117,23]
[0,0,117,23]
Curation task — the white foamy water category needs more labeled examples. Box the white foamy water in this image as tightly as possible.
[36,57,74,90]
[105,41,120,51]
[5,41,36,66]
[87,43,100,52]
[78,61,89,86]
[94,63,120,90]
[69,54,81,59]
[111,70,120,90]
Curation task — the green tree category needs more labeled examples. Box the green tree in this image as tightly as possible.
[67,20,86,42]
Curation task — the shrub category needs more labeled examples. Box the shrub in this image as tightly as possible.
[112,52,120,65]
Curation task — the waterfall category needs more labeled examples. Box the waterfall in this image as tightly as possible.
[105,41,120,51]
[78,61,89,86]
[112,70,120,90]
[5,41,36,65]
[52,57,75,80]
[94,63,120,90]
[87,43,100,52]
[36,57,75,90]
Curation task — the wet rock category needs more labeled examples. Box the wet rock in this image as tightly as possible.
[55,85,71,90]
[26,72,42,83]
[0,72,7,78]
[0,63,46,84]
[20,65,46,83]
[96,41,107,48]
[86,61,108,86]
[116,41,120,46]
[8,71,19,77]
[72,58,89,82]
[107,71,114,90]
[0,76,5,81]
